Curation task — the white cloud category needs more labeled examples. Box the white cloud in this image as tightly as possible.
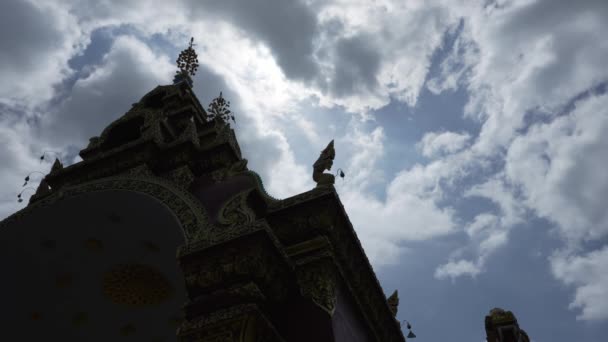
[358,235,406,267]
[460,0,608,155]
[0,34,175,220]
[294,115,322,146]
[186,21,314,199]
[340,125,386,192]
[313,0,464,112]
[465,213,498,237]
[435,259,481,280]
[426,27,478,95]
[550,247,608,321]
[65,0,188,35]
[339,125,458,266]
[505,93,608,245]
[0,0,474,209]
[435,212,509,281]
[262,131,312,198]
[39,35,174,147]
[343,188,457,266]
[425,0,608,288]
[417,131,471,158]
[1,0,608,324]
[434,171,524,282]
[0,118,60,220]
[465,175,526,228]
[496,92,608,320]
[426,0,608,318]
[479,229,508,256]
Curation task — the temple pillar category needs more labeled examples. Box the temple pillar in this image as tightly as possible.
[177,223,293,341]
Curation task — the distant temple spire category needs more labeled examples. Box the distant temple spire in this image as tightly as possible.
[484,308,530,342]
[174,37,199,86]
[387,290,399,317]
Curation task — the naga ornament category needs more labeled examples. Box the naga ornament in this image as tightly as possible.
[313,140,336,187]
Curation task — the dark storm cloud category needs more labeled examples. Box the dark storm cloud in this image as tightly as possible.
[0,0,62,69]
[185,0,384,100]
[0,0,83,105]
[328,34,381,97]
[186,0,319,81]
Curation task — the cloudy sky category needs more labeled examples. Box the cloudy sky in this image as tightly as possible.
[1,0,607,340]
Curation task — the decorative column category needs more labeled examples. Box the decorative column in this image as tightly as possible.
[177,222,293,342]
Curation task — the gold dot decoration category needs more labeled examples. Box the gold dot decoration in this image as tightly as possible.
[84,238,104,252]
[102,264,174,307]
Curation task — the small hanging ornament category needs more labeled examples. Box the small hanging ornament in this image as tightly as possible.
[402,320,416,339]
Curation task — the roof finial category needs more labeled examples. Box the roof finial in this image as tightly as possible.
[313,140,336,188]
[174,37,199,86]
[387,290,399,317]
[208,92,235,124]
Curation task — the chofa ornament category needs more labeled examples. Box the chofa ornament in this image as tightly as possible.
[313,140,336,187]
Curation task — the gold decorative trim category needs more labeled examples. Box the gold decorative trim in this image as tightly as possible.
[1,172,213,243]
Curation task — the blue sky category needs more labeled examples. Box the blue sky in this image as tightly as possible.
[1,0,607,341]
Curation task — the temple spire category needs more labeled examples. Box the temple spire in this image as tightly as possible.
[174,37,199,86]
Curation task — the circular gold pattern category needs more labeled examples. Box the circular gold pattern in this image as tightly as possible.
[102,264,174,307]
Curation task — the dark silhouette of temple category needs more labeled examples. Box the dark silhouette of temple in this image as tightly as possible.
[0,39,407,341]
[0,38,531,342]
[485,308,530,342]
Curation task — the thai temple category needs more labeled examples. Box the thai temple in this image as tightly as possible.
[0,39,529,342]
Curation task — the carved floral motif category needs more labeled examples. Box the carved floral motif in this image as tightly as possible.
[296,260,338,315]
[217,190,256,228]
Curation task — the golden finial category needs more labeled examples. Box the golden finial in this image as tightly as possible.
[174,37,199,85]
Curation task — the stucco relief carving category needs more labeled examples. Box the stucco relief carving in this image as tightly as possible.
[217,190,257,228]
[296,261,338,316]
[0,171,213,243]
